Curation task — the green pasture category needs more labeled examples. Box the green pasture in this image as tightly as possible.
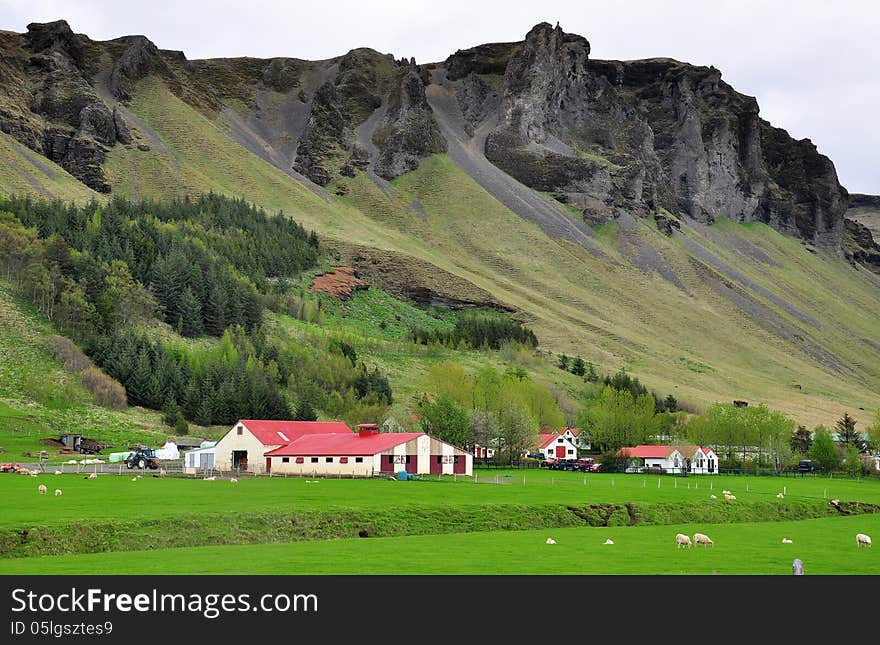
[2,469,878,530]
[2,514,876,575]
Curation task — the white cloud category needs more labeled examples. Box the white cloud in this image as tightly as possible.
[1,0,876,192]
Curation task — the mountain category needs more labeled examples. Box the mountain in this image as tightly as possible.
[1,19,879,426]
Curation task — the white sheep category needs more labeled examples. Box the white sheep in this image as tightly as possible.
[159,468,166,477]
[38,484,47,494]
[722,489,731,495]
[693,532,714,547]
[675,533,692,548]
[87,472,97,480]
[230,478,238,484]
[856,533,872,548]
[131,477,138,481]
[203,476,216,481]
[724,493,736,500]
[776,492,784,499]
[782,538,793,544]
[546,538,556,545]
[710,494,717,499]
[54,489,62,496]
[603,539,614,545]
[54,470,62,475]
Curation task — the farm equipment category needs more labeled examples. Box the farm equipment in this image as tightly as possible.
[1,462,23,473]
[124,448,160,470]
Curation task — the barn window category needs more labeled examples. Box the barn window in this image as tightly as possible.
[454,456,460,464]
[405,455,411,464]
[282,457,290,463]
[436,456,443,464]
[295,457,304,464]
[557,438,563,443]
[311,457,319,463]
[340,457,348,464]
[236,426,243,435]
[326,457,333,463]
[355,457,363,463]
[568,449,574,455]
[388,455,394,463]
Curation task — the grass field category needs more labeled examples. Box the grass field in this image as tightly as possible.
[1,513,876,575]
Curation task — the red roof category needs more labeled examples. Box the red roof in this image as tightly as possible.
[239,420,353,446]
[616,445,678,458]
[266,432,425,456]
[536,433,565,449]
[565,427,581,436]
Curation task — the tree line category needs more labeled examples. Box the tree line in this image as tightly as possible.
[408,311,538,350]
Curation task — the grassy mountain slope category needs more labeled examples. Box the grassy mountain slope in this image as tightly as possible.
[0,131,98,202]
[1,74,878,428]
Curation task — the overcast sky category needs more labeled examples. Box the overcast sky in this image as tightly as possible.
[2,0,877,193]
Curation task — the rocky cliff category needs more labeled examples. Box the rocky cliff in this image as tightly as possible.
[447,22,848,251]
[0,20,856,251]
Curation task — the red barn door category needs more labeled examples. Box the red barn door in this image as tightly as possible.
[556,445,566,458]
[430,456,442,474]
[453,455,466,474]
[405,455,418,474]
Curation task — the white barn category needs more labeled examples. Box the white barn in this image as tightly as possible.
[213,419,353,473]
[183,443,216,474]
[680,445,719,475]
[264,425,472,477]
[617,445,685,473]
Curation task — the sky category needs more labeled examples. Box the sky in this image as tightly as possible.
[1,0,877,193]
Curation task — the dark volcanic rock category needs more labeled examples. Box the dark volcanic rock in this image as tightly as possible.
[445,41,521,80]
[843,218,880,273]
[478,22,849,250]
[654,213,681,236]
[112,106,133,144]
[373,67,446,180]
[108,35,164,101]
[293,80,347,185]
[261,58,302,93]
[24,20,84,66]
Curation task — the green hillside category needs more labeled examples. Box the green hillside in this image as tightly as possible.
[1,74,878,429]
[0,132,98,202]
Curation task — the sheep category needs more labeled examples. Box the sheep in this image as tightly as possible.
[131,477,138,481]
[38,484,47,495]
[709,494,717,499]
[54,489,62,496]
[86,472,97,480]
[722,489,731,495]
[782,538,793,544]
[723,493,736,500]
[856,533,872,548]
[603,539,614,545]
[776,492,784,499]
[54,470,62,475]
[545,538,556,545]
[230,477,238,484]
[159,468,166,477]
[203,476,216,481]
[675,533,692,548]
[693,532,714,547]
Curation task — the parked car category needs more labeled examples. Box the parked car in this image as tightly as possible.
[575,457,595,472]
[540,458,557,468]
[550,459,579,471]
[589,463,601,472]
[796,459,815,473]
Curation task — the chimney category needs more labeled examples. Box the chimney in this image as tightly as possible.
[357,423,380,437]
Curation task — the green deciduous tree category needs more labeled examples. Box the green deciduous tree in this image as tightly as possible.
[809,426,839,472]
[419,394,470,449]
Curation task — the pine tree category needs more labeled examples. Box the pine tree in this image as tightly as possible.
[835,413,862,451]
[571,357,586,376]
[557,354,569,371]
[294,397,318,421]
[126,349,153,406]
[664,394,678,413]
[178,287,203,337]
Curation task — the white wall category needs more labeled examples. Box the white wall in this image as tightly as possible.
[267,455,374,477]
[213,423,281,472]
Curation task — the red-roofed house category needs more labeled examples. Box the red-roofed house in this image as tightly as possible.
[264,424,472,476]
[558,427,590,450]
[213,419,354,473]
[615,445,719,474]
[533,433,578,460]
[616,445,685,473]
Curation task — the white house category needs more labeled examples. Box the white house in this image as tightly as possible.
[213,419,353,473]
[680,445,719,474]
[559,427,590,450]
[264,424,472,477]
[534,433,578,460]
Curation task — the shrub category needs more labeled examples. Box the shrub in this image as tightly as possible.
[45,336,93,373]
[81,367,127,409]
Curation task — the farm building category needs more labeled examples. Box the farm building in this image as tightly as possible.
[264,424,472,477]
[213,419,353,473]
[183,442,216,474]
[617,445,719,474]
[534,433,578,460]
[560,427,590,450]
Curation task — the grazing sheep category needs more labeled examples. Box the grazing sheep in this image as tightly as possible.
[722,490,731,495]
[203,476,216,481]
[30,472,39,477]
[54,470,62,475]
[710,494,717,499]
[131,477,138,481]
[724,493,736,500]
[782,538,793,544]
[230,477,238,484]
[38,484,47,494]
[856,533,872,548]
[603,539,614,545]
[776,493,784,499]
[693,532,714,547]
[675,533,692,548]
[159,469,166,477]
[54,489,62,496]
[86,472,97,480]
[546,538,556,545]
